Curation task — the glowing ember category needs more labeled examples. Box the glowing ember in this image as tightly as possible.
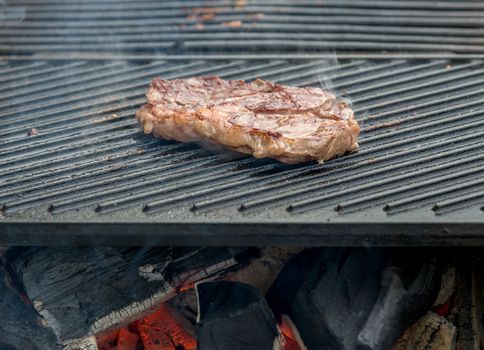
[433,294,455,317]
[139,327,176,350]
[97,304,196,350]
[117,329,139,350]
[278,314,306,350]
[139,305,196,350]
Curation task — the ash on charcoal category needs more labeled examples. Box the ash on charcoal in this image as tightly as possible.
[62,336,98,350]
[267,248,440,350]
[196,281,283,350]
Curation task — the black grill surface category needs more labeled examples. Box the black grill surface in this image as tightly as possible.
[1,0,483,245]
[0,58,482,245]
[3,0,484,56]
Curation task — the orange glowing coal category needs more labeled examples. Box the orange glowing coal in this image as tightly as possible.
[278,314,306,350]
[97,304,196,350]
[138,304,196,350]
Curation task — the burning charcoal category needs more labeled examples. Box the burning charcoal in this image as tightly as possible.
[0,267,59,350]
[267,248,440,350]
[96,303,195,350]
[8,247,249,342]
[116,329,139,350]
[138,304,196,350]
[196,281,283,350]
[278,314,307,350]
[96,330,119,350]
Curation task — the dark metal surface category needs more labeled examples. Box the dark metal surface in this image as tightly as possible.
[3,0,484,56]
[0,58,482,245]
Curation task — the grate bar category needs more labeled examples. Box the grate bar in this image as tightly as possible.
[7,15,484,27]
[384,179,484,214]
[5,24,484,38]
[433,192,484,215]
[0,141,172,196]
[0,145,166,200]
[0,62,55,82]
[182,40,484,53]
[3,151,222,213]
[51,159,272,214]
[8,33,484,47]
[0,61,173,116]
[11,7,484,19]
[191,136,484,213]
[287,154,484,213]
[357,83,484,123]
[337,168,484,214]
[0,65,127,106]
[236,134,484,212]
[361,110,484,144]
[346,60,478,96]
[277,60,404,86]
[0,61,208,124]
[355,67,484,106]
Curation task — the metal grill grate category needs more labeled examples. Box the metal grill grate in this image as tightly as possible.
[3,0,484,55]
[0,58,482,245]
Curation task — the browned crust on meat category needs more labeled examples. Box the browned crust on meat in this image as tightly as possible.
[136,76,360,164]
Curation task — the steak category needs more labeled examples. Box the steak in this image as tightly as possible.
[136,76,360,164]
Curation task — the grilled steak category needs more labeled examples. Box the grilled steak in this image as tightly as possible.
[136,77,360,164]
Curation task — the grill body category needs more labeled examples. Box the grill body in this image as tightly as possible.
[0,1,483,245]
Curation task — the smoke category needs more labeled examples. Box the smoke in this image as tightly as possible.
[315,51,339,93]
[313,51,354,111]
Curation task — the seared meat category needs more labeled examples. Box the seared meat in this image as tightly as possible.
[136,76,360,164]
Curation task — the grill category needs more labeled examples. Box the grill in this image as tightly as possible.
[1,58,482,245]
[5,0,484,55]
[0,0,483,245]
